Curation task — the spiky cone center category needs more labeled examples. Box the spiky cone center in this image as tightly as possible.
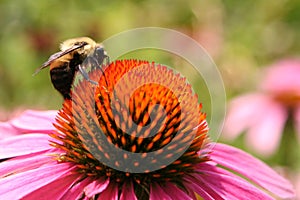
[50,59,209,198]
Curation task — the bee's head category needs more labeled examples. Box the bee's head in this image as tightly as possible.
[60,37,98,56]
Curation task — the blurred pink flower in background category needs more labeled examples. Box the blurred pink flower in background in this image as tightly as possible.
[0,110,295,199]
[223,59,300,157]
[295,173,300,198]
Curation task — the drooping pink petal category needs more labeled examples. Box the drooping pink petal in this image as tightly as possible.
[223,93,271,140]
[246,100,287,156]
[150,183,172,200]
[0,149,57,177]
[184,175,220,199]
[161,182,193,200]
[193,163,273,200]
[10,110,57,133]
[61,178,93,200]
[84,177,110,197]
[0,122,19,139]
[22,173,81,200]
[260,59,300,95]
[210,143,296,199]
[183,185,197,200]
[120,181,137,200]
[97,182,119,200]
[294,104,300,142]
[0,133,52,159]
[0,110,57,139]
[0,162,76,199]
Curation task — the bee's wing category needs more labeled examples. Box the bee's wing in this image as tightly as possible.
[32,44,85,76]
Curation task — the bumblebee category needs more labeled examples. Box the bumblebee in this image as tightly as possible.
[34,37,108,99]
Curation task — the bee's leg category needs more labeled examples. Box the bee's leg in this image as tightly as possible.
[86,47,110,90]
[78,65,98,85]
[104,54,110,66]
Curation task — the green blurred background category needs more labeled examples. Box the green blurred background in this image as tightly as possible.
[1,0,300,189]
[1,0,299,110]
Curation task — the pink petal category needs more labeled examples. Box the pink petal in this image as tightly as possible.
[0,149,56,176]
[0,133,52,159]
[246,100,287,156]
[183,176,217,200]
[260,59,300,94]
[84,178,109,197]
[150,183,172,200]
[62,178,93,200]
[0,162,75,199]
[0,123,19,139]
[162,182,193,200]
[183,186,197,200]
[294,104,300,142]
[210,143,296,199]
[120,181,137,200]
[10,110,57,133]
[223,93,270,140]
[22,173,81,200]
[97,182,118,200]
[0,110,57,139]
[193,163,273,200]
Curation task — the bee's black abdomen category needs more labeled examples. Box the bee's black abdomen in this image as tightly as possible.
[50,64,76,99]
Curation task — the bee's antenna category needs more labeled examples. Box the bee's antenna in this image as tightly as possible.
[32,65,49,76]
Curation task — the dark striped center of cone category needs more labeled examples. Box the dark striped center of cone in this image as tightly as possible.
[50,59,209,199]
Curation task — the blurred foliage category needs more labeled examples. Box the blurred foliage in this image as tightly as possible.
[1,0,300,183]
[1,0,299,108]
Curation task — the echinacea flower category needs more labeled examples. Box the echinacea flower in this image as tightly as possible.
[223,59,300,157]
[0,60,295,199]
